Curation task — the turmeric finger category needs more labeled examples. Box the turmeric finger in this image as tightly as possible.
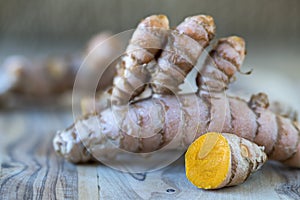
[197,36,246,95]
[111,15,169,105]
[152,15,215,94]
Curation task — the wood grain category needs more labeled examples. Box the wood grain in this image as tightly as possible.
[0,109,300,200]
[0,109,78,200]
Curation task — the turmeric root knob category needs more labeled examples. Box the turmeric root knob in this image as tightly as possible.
[111,15,169,105]
[185,132,267,189]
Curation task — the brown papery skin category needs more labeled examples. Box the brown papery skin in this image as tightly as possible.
[221,133,267,188]
[151,15,215,94]
[111,15,170,105]
[197,36,245,94]
[54,92,300,167]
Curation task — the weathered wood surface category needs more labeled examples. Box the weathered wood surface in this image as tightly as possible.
[0,108,300,200]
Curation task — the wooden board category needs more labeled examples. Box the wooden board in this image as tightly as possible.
[0,109,300,200]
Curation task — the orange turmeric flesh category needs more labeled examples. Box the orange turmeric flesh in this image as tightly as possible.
[185,132,231,189]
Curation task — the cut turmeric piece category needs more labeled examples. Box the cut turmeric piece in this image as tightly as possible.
[185,132,267,189]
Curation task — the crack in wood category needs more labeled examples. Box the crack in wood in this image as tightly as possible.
[128,172,147,181]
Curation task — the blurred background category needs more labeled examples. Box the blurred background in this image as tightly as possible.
[0,0,299,109]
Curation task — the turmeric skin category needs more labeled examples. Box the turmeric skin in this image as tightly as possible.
[111,15,170,105]
[151,15,215,94]
[54,14,300,169]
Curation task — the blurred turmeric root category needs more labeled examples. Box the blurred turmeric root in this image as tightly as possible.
[0,32,121,106]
